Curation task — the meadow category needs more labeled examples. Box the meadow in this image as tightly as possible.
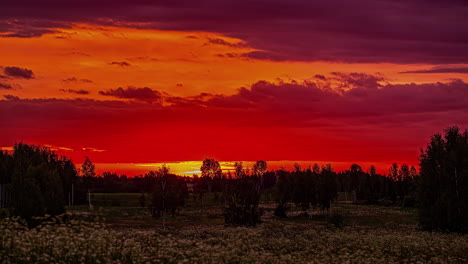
[1,193,467,263]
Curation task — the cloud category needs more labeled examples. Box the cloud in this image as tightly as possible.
[217,51,289,61]
[43,144,74,151]
[314,74,327,81]
[2,66,35,79]
[3,94,19,100]
[164,75,468,121]
[2,77,468,164]
[82,147,106,152]
[207,38,247,48]
[62,77,93,83]
[399,67,468,74]
[59,88,90,95]
[240,51,289,61]
[99,86,162,103]
[109,61,131,67]
[124,56,158,62]
[331,72,386,90]
[0,19,67,38]
[0,28,56,38]
[0,82,12,89]
[1,1,467,63]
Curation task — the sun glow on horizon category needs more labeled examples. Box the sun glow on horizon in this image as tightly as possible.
[89,160,417,177]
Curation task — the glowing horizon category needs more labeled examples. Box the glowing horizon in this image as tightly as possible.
[91,160,418,177]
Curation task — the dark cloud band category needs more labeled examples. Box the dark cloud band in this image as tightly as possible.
[1,1,467,64]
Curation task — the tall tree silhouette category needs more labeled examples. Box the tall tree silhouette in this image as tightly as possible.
[223,162,263,226]
[419,126,468,233]
[81,156,96,207]
[150,166,188,228]
[3,143,78,225]
[317,164,338,211]
[201,158,222,178]
[253,160,268,195]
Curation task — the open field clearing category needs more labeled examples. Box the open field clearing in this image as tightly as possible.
[2,196,467,264]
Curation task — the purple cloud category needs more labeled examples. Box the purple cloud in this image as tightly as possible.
[400,67,468,74]
[3,94,19,100]
[62,77,93,83]
[59,89,90,95]
[2,76,468,163]
[1,1,467,64]
[207,38,247,48]
[99,86,162,103]
[109,61,131,67]
[0,82,12,89]
[3,66,35,79]
[331,72,386,90]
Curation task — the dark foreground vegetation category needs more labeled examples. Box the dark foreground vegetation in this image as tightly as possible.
[0,126,467,262]
[1,195,468,263]
[0,146,419,227]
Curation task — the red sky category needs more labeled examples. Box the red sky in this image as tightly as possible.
[1,1,468,175]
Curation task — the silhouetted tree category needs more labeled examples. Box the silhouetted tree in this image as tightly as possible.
[419,126,468,233]
[81,156,96,207]
[273,168,292,217]
[200,158,222,194]
[317,164,338,211]
[201,158,222,179]
[0,150,13,208]
[290,164,316,213]
[223,162,263,226]
[4,143,77,225]
[348,164,364,203]
[150,166,188,227]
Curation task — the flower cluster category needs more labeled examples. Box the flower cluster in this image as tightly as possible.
[1,215,467,263]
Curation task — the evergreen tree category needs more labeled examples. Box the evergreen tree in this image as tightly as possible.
[5,143,78,225]
[419,126,468,233]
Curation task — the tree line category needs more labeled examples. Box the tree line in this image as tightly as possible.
[0,126,466,232]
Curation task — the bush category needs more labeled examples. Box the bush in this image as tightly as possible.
[223,172,263,227]
[274,203,288,218]
[223,205,263,227]
[377,198,394,206]
[327,212,346,228]
[402,194,417,208]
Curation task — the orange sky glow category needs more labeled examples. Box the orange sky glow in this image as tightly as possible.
[1,19,467,176]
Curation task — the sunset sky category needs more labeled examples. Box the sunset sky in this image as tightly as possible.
[1,0,468,175]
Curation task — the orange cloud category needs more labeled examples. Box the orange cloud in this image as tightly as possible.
[2,24,465,102]
[2,23,468,176]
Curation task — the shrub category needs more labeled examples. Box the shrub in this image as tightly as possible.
[327,212,346,228]
[223,204,263,227]
[402,194,417,208]
[274,203,288,218]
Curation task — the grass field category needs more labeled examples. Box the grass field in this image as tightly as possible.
[84,193,418,228]
[2,193,467,263]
